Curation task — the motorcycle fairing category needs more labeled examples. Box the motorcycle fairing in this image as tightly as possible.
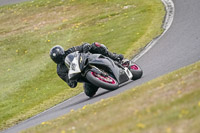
[78,53,90,71]
[67,52,81,80]
[88,54,130,84]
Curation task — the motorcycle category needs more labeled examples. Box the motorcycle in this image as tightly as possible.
[65,51,143,96]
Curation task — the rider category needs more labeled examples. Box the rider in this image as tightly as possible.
[50,42,124,97]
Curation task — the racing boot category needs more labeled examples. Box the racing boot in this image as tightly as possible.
[107,51,124,63]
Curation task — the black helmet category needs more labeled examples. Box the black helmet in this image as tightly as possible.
[50,45,65,64]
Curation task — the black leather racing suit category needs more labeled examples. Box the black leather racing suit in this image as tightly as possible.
[57,42,123,88]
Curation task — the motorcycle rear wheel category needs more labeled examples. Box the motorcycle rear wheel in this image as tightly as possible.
[86,71,119,90]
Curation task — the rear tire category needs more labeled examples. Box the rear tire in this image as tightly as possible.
[129,62,143,80]
[86,71,119,91]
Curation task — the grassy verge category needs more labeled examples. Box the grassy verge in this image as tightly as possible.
[0,0,165,130]
[22,61,200,133]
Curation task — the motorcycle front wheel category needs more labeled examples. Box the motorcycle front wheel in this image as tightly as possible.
[86,71,119,91]
[128,62,143,80]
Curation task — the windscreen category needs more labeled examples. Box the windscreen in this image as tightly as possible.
[65,53,75,69]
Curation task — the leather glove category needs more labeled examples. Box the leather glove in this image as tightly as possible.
[82,43,91,53]
[117,54,124,61]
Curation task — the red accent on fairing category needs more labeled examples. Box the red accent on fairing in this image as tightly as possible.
[130,65,139,70]
[91,72,116,84]
[95,42,101,47]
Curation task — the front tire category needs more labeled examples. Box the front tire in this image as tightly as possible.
[129,62,143,80]
[86,71,119,91]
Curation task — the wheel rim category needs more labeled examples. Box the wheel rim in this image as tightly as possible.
[130,65,139,70]
[91,72,116,84]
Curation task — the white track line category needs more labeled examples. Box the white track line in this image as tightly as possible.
[132,0,175,62]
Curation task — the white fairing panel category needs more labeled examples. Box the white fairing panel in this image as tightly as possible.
[124,67,133,79]
[68,53,81,80]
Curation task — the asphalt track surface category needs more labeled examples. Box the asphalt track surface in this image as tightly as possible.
[0,0,31,6]
[1,0,200,132]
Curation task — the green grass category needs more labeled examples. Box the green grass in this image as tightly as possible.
[0,0,165,130]
[22,61,200,133]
